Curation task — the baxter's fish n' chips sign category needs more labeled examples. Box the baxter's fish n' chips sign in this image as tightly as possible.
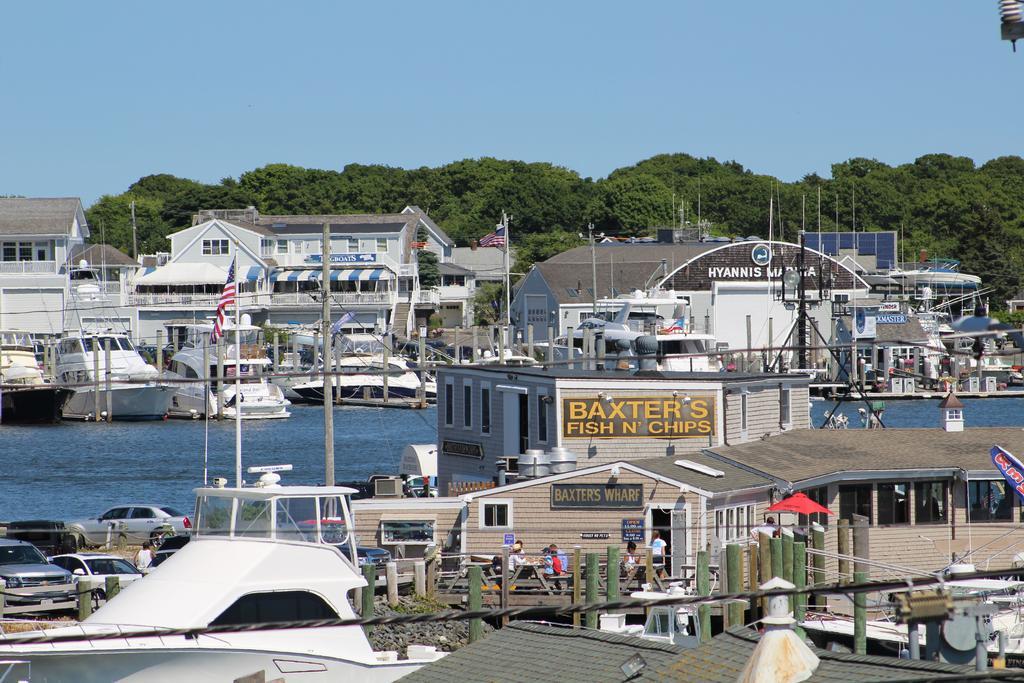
[562,396,715,439]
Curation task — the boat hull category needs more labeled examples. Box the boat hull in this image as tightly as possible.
[293,377,437,403]
[5,644,426,683]
[0,385,71,424]
[61,385,173,421]
[167,383,291,420]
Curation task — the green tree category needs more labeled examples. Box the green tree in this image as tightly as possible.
[473,282,504,325]
[418,250,440,288]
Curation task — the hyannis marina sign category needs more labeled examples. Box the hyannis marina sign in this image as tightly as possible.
[562,396,715,439]
[551,483,644,509]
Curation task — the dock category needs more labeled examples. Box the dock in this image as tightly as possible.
[335,397,432,409]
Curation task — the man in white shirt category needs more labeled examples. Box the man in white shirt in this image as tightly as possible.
[649,531,668,578]
[135,541,154,572]
[751,516,779,541]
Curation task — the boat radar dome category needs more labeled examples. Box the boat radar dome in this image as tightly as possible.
[247,464,293,488]
[79,259,88,269]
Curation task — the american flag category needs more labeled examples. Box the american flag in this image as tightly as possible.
[210,258,236,344]
[479,225,506,247]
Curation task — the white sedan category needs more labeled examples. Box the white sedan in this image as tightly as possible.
[66,504,192,548]
[49,553,142,599]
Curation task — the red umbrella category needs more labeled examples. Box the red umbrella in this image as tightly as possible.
[766,492,832,516]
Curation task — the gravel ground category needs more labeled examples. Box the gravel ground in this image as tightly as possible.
[367,595,493,657]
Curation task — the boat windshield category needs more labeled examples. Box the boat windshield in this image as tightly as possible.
[195,493,350,547]
[336,335,384,355]
[226,328,262,346]
[0,332,32,349]
[82,336,134,352]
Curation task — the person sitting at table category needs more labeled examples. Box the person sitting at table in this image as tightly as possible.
[624,541,638,570]
[510,540,527,568]
[543,544,565,590]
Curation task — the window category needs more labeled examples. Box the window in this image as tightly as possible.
[463,383,472,428]
[714,504,754,541]
[261,239,273,254]
[480,500,512,529]
[130,507,156,519]
[376,238,388,252]
[1,243,15,261]
[235,499,272,538]
[946,409,962,420]
[17,242,31,261]
[838,484,872,524]
[380,520,435,544]
[780,387,791,426]
[537,393,548,442]
[444,380,454,426]
[211,591,337,626]
[275,497,318,543]
[969,480,1013,522]
[202,239,229,255]
[86,558,138,575]
[741,392,748,433]
[276,239,288,254]
[481,386,491,434]
[877,483,910,525]
[347,238,359,253]
[799,487,830,528]
[101,508,129,520]
[197,496,234,536]
[915,481,948,524]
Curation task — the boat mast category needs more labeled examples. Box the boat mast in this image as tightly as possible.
[234,255,242,488]
[321,221,335,486]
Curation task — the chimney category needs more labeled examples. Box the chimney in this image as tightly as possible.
[939,392,964,432]
[470,239,478,251]
[738,577,820,683]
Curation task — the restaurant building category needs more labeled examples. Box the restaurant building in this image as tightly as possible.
[434,364,812,494]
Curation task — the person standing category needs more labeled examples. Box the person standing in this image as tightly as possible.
[650,531,668,578]
[135,541,154,572]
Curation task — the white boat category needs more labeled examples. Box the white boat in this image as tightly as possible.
[0,471,444,681]
[0,330,71,423]
[165,320,291,420]
[56,330,173,421]
[268,327,319,401]
[291,334,436,403]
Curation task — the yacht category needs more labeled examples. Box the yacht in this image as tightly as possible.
[291,333,436,403]
[268,327,320,401]
[0,330,71,423]
[543,295,720,373]
[0,470,444,681]
[165,319,291,420]
[55,330,173,421]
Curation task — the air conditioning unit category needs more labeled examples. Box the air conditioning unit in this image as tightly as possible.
[374,477,403,498]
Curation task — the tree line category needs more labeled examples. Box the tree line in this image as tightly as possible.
[85,153,1024,301]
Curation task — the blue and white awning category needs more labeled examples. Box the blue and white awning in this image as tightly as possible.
[270,268,392,283]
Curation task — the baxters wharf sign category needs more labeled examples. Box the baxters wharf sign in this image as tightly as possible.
[562,396,715,439]
[551,484,644,509]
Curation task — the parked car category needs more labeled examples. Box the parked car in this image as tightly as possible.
[5,519,76,555]
[66,504,192,548]
[340,544,391,568]
[150,535,191,568]
[0,539,75,606]
[49,553,142,599]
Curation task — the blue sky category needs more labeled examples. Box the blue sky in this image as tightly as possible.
[0,2,1015,206]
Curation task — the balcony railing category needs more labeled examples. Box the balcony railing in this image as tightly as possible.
[269,291,395,306]
[0,261,58,275]
[412,290,440,306]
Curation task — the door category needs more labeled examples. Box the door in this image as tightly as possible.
[502,391,519,456]
[128,507,158,541]
[671,508,688,577]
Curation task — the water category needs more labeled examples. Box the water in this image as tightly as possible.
[2,397,1023,522]
[0,405,436,520]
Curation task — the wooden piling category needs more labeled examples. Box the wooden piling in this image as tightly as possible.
[758,532,772,613]
[812,526,826,607]
[793,541,807,639]
[727,544,743,627]
[0,578,5,616]
[782,533,794,610]
[546,326,555,365]
[104,338,113,422]
[770,537,783,579]
[273,333,280,374]
[501,546,510,627]
[585,553,599,629]
[361,563,376,620]
[853,570,867,654]
[837,519,851,584]
[606,546,620,601]
[92,334,101,421]
[78,580,92,621]
[414,560,426,597]
[572,547,582,628]
[105,576,120,601]
[468,565,483,643]
[696,550,711,643]
[426,552,437,597]
[747,543,759,621]
[527,324,534,359]
[645,548,655,588]
[719,547,730,628]
[386,562,399,607]
[852,513,870,576]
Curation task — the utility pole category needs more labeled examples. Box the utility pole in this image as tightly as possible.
[589,223,598,316]
[321,221,334,486]
[130,199,138,261]
[798,232,808,371]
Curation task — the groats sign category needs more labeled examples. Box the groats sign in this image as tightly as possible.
[304,253,377,264]
[991,445,1024,503]
[551,483,644,509]
[561,396,715,439]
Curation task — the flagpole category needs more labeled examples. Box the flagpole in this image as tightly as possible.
[233,255,242,488]
[503,212,511,328]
